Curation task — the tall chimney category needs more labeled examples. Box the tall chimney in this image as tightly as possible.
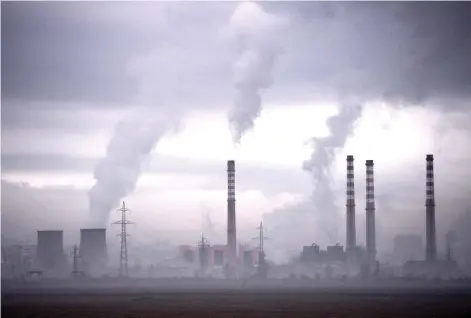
[346,155,356,250]
[227,160,237,272]
[425,154,437,261]
[365,160,376,265]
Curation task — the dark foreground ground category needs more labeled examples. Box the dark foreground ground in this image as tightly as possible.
[3,282,471,317]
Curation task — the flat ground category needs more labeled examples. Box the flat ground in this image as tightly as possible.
[3,287,471,317]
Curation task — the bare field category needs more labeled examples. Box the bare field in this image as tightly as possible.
[3,287,471,318]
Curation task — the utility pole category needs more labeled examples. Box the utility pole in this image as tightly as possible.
[113,201,133,277]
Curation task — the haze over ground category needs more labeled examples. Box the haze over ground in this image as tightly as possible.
[2,1,471,265]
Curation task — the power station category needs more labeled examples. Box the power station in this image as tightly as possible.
[2,153,462,280]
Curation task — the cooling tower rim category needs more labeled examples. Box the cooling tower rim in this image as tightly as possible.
[37,230,63,233]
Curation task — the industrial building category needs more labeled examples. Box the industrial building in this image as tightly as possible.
[37,230,67,275]
[178,243,259,270]
[393,234,424,264]
[4,153,465,281]
[79,228,108,277]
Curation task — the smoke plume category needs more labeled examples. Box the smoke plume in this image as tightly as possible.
[303,104,363,241]
[228,1,288,143]
[88,111,177,226]
[264,104,363,251]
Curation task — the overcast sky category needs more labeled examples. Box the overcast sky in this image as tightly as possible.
[2,1,471,263]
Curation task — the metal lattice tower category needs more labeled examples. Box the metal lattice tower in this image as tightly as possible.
[113,201,133,277]
[197,235,211,273]
[253,222,269,253]
[425,154,437,261]
[346,155,356,250]
[70,244,84,277]
[365,160,376,264]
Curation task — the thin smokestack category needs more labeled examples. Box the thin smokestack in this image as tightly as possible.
[365,160,376,264]
[425,154,437,261]
[227,160,237,272]
[346,155,356,250]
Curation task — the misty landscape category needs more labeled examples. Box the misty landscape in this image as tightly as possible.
[2,1,471,317]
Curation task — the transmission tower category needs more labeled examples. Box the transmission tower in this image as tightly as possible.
[70,245,84,277]
[252,222,270,278]
[253,222,269,253]
[113,201,134,277]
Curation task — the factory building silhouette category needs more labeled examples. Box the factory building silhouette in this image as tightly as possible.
[1,154,461,279]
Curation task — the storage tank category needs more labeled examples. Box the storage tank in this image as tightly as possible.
[37,230,64,271]
[79,228,108,276]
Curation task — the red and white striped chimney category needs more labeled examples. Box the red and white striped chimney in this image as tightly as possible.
[425,154,436,261]
[365,160,376,265]
[346,155,356,250]
[227,160,237,272]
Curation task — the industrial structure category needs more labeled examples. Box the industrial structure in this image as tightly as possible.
[226,160,237,278]
[425,154,437,261]
[37,230,65,274]
[365,160,376,271]
[79,228,108,277]
[346,155,356,252]
[3,153,467,281]
[113,201,133,277]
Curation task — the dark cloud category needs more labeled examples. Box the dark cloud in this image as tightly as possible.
[268,1,471,106]
[2,2,470,111]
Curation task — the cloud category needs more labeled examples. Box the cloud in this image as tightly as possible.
[271,1,471,107]
[263,106,471,260]
[1,153,311,197]
[1,179,303,249]
[3,2,470,109]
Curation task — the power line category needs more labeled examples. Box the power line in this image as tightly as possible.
[112,201,134,277]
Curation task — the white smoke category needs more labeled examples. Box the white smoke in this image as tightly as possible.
[264,104,363,255]
[302,104,363,242]
[227,1,288,143]
[88,111,178,226]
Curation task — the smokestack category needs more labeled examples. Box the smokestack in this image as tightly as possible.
[80,228,108,276]
[227,160,237,273]
[346,155,356,250]
[365,160,376,265]
[425,154,437,261]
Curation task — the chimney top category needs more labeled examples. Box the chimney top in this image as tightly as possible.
[227,160,235,171]
[426,154,434,161]
[347,155,354,161]
[366,160,374,166]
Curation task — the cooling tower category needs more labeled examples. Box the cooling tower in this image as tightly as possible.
[227,160,237,276]
[425,154,437,261]
[79,228,108,276]
[346,155,356,250]
[36,230,64,271]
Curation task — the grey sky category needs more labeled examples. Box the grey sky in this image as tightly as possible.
[2,1,471,263]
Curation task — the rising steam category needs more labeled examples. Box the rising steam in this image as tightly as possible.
[228,1,288,143]
[303,104,363,242]
[264,104,363,251]
[88,112,177,226]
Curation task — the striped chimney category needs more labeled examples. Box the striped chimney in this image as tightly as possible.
[346,155,356,250]
[365,160,376,264]
[425,154,436,261]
